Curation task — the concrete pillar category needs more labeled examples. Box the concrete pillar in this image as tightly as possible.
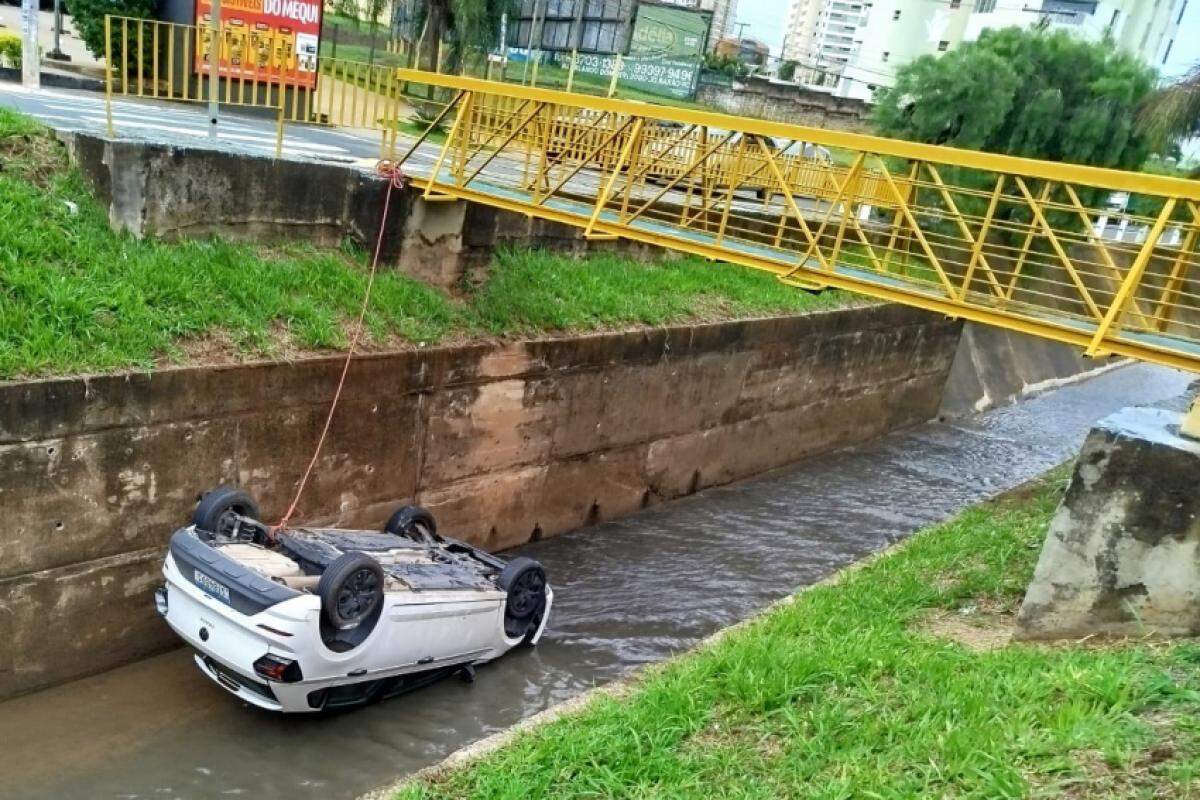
[1016,405,1200,640]
[20,0,39,88]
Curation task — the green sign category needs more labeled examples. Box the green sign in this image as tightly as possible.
[629,4,709,60]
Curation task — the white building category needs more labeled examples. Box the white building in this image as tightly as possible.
[781,0,1187,102]
[966,0,1185,67]
[698,0,739,51]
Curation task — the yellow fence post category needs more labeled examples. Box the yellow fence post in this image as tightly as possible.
[607,53,622,98]
[104,16,115,136]
[275,85,285,158]
[566,49,578,92]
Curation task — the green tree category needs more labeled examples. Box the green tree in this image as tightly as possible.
[417,0,511,72]
[1139,64,1200,166]
[779,60,798,82]
[874,27,1157,170]
[69,0,155,60]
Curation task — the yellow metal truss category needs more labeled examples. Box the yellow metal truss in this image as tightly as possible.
[390,70,1200,375]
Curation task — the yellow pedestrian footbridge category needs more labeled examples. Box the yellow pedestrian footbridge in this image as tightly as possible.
[388,70,1200,381]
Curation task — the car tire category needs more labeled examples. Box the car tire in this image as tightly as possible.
[319,553,385,631]
[193,486,260,535]
[385,505,438,543]
[498,557,547,643]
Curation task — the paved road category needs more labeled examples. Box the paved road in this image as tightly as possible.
[0,82,386,162]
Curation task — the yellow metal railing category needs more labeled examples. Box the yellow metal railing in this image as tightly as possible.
[104,15,412,154]
[391,70,1200,374]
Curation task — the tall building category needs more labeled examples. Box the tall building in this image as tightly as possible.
[505,0,736,54]
[780,0,1187,102]
[700,0,739,51]
[781,0,821,63]
[965,0,1186,67]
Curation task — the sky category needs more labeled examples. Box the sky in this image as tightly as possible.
[738,0,1200,76]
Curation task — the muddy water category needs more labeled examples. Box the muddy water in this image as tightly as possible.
[0,365,1190,800]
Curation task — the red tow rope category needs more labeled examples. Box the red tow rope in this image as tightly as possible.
[271,163,409,538]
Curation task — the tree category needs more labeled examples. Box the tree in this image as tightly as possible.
[873,27,1157,171]
[778,60,798,82]
[69,0,155,60]
[1139,64,1200,160]
[417,0,511,73]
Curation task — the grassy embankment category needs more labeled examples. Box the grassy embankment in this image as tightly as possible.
[399,468,1200,799]
[0,108,849,379]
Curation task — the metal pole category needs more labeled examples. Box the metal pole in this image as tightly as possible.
[207,0,220,139]
[20,0,39,88]
[48,0,68,61]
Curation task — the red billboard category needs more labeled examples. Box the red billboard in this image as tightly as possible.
[194,0,321,89]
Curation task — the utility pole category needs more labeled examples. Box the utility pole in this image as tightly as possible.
[20,0,39,88]
[47,0,68,61]
[207,0,221,139]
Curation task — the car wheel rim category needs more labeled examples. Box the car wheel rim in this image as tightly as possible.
[336,569,379,622]
[509,571,545,619]
[215,507,243,537]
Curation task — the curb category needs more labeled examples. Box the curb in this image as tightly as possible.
[0,67,105,92]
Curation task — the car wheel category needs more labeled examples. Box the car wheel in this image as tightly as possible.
[385,505,438,543]
[319,553,385,631]
[193,486,260,536]
[498,557,547,642]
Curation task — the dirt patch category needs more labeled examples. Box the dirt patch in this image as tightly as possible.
[919,609,1015,652]
[0,128,65,187]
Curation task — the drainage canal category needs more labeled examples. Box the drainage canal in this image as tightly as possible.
[0,365,1189,800]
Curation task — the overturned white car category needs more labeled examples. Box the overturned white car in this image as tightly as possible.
[155,487,551,713]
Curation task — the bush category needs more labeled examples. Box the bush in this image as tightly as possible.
[0,31,20,70]
[68,0,155,60]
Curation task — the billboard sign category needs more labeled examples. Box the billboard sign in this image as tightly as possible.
[194,0,321,88]
[630,3,709,60]
[622,2,710,99]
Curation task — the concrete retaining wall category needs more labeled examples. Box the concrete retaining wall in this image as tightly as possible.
[0,305,960,700]
[696,78,871,130]
[939,323,1118,417]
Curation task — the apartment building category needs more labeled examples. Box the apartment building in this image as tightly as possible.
[782,0,1187,102]
[701,0,740,50]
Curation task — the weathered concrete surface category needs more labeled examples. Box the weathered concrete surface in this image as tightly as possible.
[0,305,960,699]
[696,78,871,131]
[1017,406,1200,640]
[939,323,1121,417]
[60,132,664,292]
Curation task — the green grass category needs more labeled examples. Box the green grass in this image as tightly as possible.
[0,108,851,379]
[398,469,1200,799]
[470,249,851,335]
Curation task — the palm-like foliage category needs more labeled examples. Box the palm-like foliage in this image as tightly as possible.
[1139,64,1200,158]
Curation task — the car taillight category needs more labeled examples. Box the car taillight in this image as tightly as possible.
[253,654,303,683]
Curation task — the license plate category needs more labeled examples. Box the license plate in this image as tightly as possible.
[193,569,232,604]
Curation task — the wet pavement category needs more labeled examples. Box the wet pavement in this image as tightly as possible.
[0,364,1191,800]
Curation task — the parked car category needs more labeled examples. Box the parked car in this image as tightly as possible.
[156,487,552,713]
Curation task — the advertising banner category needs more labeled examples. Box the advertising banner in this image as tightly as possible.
[194,0,321,88]
[629,3,709,60]
[623,2,710,99]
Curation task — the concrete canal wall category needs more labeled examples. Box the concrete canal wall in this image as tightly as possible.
[0,306,960,700]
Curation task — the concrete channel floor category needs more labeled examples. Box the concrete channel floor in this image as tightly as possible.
[0,364,1192,800]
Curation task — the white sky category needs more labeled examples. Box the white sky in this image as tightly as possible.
[739,0,1200,75]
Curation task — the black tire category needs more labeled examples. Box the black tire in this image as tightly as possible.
[498,557,547,642]
[193,486,260,535]
[318,553,385,631]
[385,505,438,543]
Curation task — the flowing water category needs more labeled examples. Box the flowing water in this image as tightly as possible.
[0,364,1190,800]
